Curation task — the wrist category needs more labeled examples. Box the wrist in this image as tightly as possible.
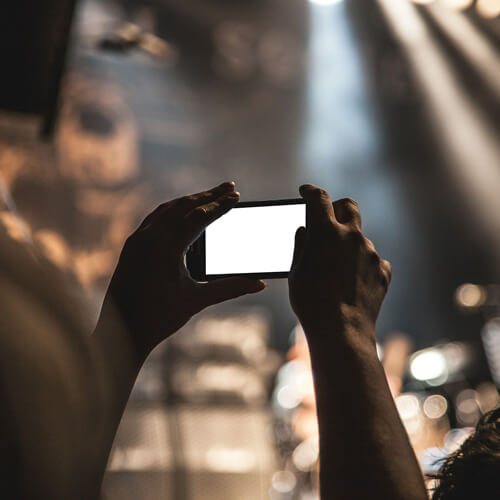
[301,304,378,359]
[94,296,149,369]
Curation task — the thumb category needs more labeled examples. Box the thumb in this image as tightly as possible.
[197,278,267,308]
[291,226,307,271]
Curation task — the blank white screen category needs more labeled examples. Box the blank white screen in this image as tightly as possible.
[205,204,306,275]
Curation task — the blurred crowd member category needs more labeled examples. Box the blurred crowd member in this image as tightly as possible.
[429,406,500,499]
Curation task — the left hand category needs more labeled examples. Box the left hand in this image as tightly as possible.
[101,182,266,360]
[288,185,391,341]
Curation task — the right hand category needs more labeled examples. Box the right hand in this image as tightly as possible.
[288,185,391,342]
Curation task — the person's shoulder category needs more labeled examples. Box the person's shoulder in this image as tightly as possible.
[0,209,104,499]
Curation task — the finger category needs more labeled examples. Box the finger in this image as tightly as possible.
[139,181,236,230]
[333,198,361,229]
[171,181,236,216]
[291,226,307,271]
[299,184,337,231]
[182,191,240,245]
[365,237,376,253]
[380,259,392,286]
[196,278,267,309]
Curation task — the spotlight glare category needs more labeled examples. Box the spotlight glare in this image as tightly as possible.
[395,393,421,420]
[443,0,474,9]
[410,349,447,383]
[476,0,500,18]
[455,283,486,309]
[423,394,448,419]
[308,0,343,5]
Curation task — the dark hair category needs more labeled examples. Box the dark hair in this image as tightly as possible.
[429,406,500,499]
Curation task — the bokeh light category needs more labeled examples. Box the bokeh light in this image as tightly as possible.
[443,0,474,9]
[410,349,448,384]
[308,0,343,5]
[476,0,500,18]
[423,394,448,419]
[271,470,297,494]
[396,393,421,420]
[455,283,486,309]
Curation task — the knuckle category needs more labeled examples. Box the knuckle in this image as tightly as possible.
[380,261,392,287]
[339,197,359,209]
[383,260,392,277]
[364,237,376,253]
[311,187,328,199]
[174,195,197,210]
[346,228,364,245]
[369,249,380,264]
[191,206,207,219]
[381,270,390,289]
[318,188,329,199]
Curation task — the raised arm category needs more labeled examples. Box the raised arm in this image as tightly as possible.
[288,185,428,500]
[92,182,266,491]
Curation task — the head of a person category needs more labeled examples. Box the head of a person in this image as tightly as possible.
[430,405,500,499]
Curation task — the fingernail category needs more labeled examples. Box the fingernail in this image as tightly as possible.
[219,181,236,190]
[225,191,240,197]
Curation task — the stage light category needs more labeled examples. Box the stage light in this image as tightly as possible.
[410,349,448,384]
[481,317,500,386]
[308,0,343,5]
[292,437,319,472]
[423,394,448,419]
[303,0,380,179]
[476,382,500,413]
[277,384,302,409]
[476,0,500,18]
[443,0,474,9]
[271,470,297,495]
[395,393,421,420]
[425,4,500,99]
[377,0,500,252]
[455,283,486,309]
[205,446,257,473]
[456,389,480,426]
[395,394,424,437]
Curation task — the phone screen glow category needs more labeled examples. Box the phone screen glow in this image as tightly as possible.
[205,203,306,275]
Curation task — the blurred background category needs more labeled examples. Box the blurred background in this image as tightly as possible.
[1,0,500,498]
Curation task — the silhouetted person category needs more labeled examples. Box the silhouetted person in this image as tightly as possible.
[0,181,497,499]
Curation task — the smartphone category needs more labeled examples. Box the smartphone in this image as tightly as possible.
[187,199,306,280]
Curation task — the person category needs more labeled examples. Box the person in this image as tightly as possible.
[288,184,428,500]
[0,180,486,500]
[429,406,500,499]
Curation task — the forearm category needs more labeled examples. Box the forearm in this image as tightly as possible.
[306,317,428,500]
[91,298,148,487]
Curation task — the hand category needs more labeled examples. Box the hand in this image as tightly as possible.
[289,184,391,341]
[101,182,266,360]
